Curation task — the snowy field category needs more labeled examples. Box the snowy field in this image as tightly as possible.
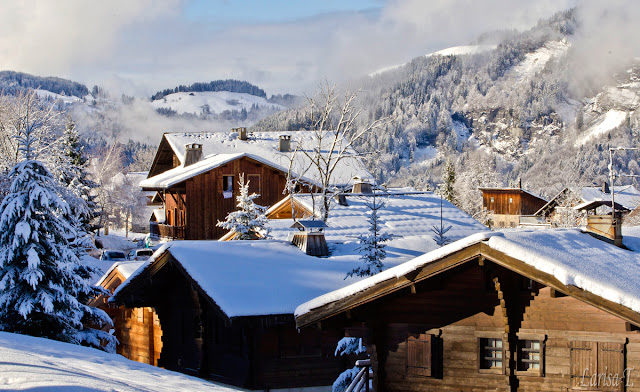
[0,332,241,391]
[151,91,282,115]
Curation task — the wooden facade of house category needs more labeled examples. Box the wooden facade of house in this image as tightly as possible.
[112,250,345,390]
[297,241,640,392]
[480,188,547,228]
[149,155,298,240]
[91,266,163,366]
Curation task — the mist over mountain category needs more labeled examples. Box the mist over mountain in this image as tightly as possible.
[251,7,640,218]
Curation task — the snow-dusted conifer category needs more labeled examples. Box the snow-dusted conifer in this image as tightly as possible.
[217,174,270,240]
[438,159,457,205]
[0,126,115,351]
[431,195,453,247]
[332,337,367,392]
[348,195,392,278]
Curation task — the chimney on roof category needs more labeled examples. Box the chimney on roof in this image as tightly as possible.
[184,143,203,166]
[602,181,610,194]
[238,127,248,141]
[352,177,373,194]
[279,135,291,152]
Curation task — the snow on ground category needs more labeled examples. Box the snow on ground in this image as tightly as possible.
[151,91,282,115]
[509,39,570,81]
[369,45,496,76]
[576,109,628,146]
[95,230,144,252]
[414,146,438,166]
[34,89,85,104]
[0,331,240,391]
[296,229,640,319]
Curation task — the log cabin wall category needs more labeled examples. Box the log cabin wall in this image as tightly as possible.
[164,191,187,226]
[184,156,292,240]
[348,260,640,392]
[115,307,163,366]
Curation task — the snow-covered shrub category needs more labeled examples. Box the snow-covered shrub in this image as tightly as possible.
[333,337,367,392]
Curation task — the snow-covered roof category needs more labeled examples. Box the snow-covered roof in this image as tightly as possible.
[95,261,145,287]
[267,190,486,244]
[114,240,365,317]
[0,331,239,392]
[295,229,640,320]
[152,208,165,223]
[142,131,371,189]
[580,185,640,211]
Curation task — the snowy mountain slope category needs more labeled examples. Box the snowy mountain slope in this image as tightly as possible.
[369,44,496,77]
[151,91,283,115]
[0,332,240,391]
[508,39,570,82]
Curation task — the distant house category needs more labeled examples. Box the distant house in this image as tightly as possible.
[140,129,371,240]
[295,228,640,392]
[110,189,487,389]
[579,183,640,212]
[479,186,547,228]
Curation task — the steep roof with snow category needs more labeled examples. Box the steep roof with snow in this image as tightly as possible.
[580,185,640,211]
[95,261,145,287]
[142,131,371,189]
[295,229,640,324]
[267,190,486,246]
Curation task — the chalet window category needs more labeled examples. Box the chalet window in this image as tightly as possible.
[223,175,234,192]
[509,197,513,203]
[407,334,433,377]
[478,335,504,374]
[490,197,494,203]
[570,340,625,391]
[517,339,543,376]
[520,277,535,291]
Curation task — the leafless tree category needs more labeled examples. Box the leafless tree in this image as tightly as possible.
[285,82,389,222]
[88,142,125,235]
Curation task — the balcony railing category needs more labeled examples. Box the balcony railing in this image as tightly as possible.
[345,359,372,392]
[150,222,185,240]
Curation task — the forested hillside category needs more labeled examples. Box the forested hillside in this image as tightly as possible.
[0,71,89,98]
[252,8,640,219]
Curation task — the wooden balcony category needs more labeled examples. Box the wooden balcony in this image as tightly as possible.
[150,222,185,240]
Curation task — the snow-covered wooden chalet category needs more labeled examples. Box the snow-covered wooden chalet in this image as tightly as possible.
[480,185,547,228]
[295,228,640,392]
[110,191,487,389]
[140,129,370,240]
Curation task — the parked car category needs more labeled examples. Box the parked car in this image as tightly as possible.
[100,250,127,262]
[127,248,154,261]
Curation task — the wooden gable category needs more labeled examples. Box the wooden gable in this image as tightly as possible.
[147,135,180,178]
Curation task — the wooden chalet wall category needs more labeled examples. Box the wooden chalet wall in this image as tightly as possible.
[184,156,292,240]
[94,270,163,367]
[334,259,640,392]
[482,190,547,228]
[119,256,343,389]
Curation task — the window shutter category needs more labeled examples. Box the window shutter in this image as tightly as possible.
[407,334,432,377]
[570,340,596,388]
[598,342,624,392]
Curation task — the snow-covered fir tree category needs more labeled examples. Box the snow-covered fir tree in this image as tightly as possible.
[332,337,367,392]
[0,127,115,351]
[438,159,457,205]
[56,120,99,235]
[431,195,453,246]
[348,195,392,278]
[217,174,270,239]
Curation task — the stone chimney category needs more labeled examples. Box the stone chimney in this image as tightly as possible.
[279,135,291,152]
[602,181,610,194]
[184,143,203,166]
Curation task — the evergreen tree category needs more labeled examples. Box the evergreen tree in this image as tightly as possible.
[217,174,270,240]
[438,159,457,205]
[57,120,100,234]
[0,131,114,350]
[348,195,392,278]
[431,195,453,247]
